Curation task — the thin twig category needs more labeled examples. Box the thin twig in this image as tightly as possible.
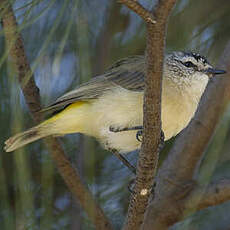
[120,1,177,230]
[118,0,156,23]
[0,1,113,230]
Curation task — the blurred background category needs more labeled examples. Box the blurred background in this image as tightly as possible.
[0,0,230,229]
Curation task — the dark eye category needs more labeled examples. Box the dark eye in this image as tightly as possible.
[183,61,196,68]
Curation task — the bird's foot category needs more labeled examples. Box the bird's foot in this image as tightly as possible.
[109,125,143,143]
[109,125,143,133]
[136,128,164,146]
[136,129,143,142]
[128,178,135,193]
[159,130,165,151]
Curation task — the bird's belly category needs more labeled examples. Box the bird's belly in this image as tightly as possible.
[161,93,197,140]
[84,87,198,153]
[101,130,141,153]
[89,88,143,153]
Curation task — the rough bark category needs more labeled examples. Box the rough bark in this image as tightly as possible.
[142,41,230,230]
[0,2,113,230]
[120,1,177,230]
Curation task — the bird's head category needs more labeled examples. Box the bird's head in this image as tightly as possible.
[165,51,226,84]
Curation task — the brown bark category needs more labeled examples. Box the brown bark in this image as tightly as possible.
[142,41,230,230]
[120,1,177,230]
[119,2,230,230]
[119,0,156,23]
[0,2,113,230]
[187,179,230,211]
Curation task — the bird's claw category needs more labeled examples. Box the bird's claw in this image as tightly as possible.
[159,130,165,151]
[128,178,135,193]
[136,130,143,142]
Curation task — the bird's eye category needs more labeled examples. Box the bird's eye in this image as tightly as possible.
[183,61,196,68]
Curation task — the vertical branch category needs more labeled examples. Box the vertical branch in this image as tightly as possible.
[0,0,42,121]
[142,42,230,230]
[0,1,113,230]
[120,1,177,230]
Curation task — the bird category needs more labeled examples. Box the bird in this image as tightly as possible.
[4,51,226,156]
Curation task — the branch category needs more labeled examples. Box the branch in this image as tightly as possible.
[142,41,230,230]
[143,178,230,230]
[186,179,230,211]
[0,2,113,230]
[0,1,42,120]
[118,0,156,23]
[120,1,177,230]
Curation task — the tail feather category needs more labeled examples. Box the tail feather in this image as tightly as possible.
[4,101,87,152]
[4,125,50,152]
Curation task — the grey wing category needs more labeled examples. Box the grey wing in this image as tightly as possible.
[106,55,145,91]
[42,55,145,113]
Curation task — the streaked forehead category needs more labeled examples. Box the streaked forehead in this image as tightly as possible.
[173,51,209,65]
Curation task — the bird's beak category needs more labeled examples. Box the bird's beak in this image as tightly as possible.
[204,68,226,77]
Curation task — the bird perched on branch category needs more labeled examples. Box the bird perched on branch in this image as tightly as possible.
[4,51,225,156]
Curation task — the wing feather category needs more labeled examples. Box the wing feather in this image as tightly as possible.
[42,55,145,113]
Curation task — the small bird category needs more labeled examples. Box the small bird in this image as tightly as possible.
[4,51,226,154]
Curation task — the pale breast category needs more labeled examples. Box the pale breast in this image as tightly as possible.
[161,90,196,140]
[84,75,207,153]
[89,87,143,152]
[161,75,208,140]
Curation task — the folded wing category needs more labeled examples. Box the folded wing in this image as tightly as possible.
[42,55,145,113]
